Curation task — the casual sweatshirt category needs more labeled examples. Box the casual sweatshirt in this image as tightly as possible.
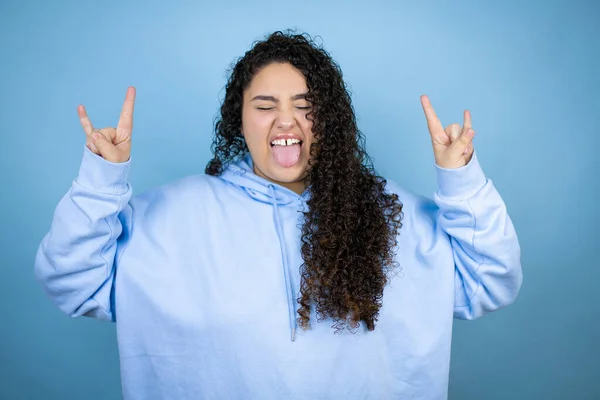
[34,147,522,400]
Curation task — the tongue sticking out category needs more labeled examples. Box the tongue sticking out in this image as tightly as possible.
[271,144,302,168]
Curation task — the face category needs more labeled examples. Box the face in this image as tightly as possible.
[241,62,315,194]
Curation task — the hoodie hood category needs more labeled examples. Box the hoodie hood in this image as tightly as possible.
[219,153,309,206]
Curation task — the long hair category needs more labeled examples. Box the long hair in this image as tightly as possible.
[206,31,403,333]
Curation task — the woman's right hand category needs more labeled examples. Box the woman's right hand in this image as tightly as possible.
[78,86,136,163]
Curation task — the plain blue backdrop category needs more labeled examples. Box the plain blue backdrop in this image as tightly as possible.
[1,0,598,399]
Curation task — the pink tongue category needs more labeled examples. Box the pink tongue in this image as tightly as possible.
[272,144,301,168]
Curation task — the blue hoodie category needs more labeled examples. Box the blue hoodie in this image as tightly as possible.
[35,147,522,400]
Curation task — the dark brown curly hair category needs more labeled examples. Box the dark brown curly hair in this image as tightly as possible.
[206,30,403,333]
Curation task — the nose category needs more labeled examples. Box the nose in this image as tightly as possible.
[276,107,296,131]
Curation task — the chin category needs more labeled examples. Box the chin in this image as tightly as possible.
[267,164,308,184]
[254,160,308,185]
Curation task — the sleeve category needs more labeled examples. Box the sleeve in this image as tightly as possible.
[433,151,523,320]
[34,146,133,322]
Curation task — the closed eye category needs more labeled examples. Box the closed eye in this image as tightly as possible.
[257,107,275,111]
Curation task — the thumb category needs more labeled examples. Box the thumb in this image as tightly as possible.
[91,131,122,163]
[448,128,475,159]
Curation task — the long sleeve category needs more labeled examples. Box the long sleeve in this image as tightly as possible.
[433,152,522,320]
[34,146,133,322]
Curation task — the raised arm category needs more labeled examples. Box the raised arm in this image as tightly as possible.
[34,87,137,321]
[420,95,522,319]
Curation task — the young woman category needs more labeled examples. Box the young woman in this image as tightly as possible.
[35,31,522,399]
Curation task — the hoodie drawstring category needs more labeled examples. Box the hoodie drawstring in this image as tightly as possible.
[268,184,297,342]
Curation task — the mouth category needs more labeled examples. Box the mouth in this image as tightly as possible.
[270,137,304,168]
[270,138,303,147]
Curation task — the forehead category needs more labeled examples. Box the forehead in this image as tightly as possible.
[246,62,307,95]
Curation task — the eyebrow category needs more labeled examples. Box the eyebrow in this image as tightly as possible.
[251,93,308,102]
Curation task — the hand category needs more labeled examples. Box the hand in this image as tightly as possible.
[420,95,475,169]
[78,86,136,163]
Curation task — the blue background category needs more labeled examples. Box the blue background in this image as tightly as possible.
[1,0,598,399]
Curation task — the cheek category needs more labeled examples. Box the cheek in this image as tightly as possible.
[242,113,272,144]
[299,117,315,142]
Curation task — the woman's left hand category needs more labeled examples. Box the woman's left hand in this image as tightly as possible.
[420,95,475,169]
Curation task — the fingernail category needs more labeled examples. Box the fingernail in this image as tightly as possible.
[92,133,99,140]
[466,129,474,137]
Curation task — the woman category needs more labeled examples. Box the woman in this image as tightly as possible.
[35,31,522,399]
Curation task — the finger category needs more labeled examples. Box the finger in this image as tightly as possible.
[86,138,100,155]
[445,123,462,142]
[463,144,474,163]
[438,130,450,145]
[91,130,119,162]
[89,128,110,153]
[449,128,475,159]
[79,105,99,154]
[463,109,472,130]
[78,104,94,136]
[117,86,136,139]
[99,127,117,143]
[420,95,446,141]
[459,110,473,147]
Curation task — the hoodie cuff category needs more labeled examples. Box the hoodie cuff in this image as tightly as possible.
[75,146,131,195]
[435,151,486,201]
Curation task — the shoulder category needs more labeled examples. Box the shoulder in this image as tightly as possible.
[384,179,439,230]
[130,173,227,211]
[384,179,438,217]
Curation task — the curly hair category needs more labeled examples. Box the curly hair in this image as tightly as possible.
[206,30,404,333]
